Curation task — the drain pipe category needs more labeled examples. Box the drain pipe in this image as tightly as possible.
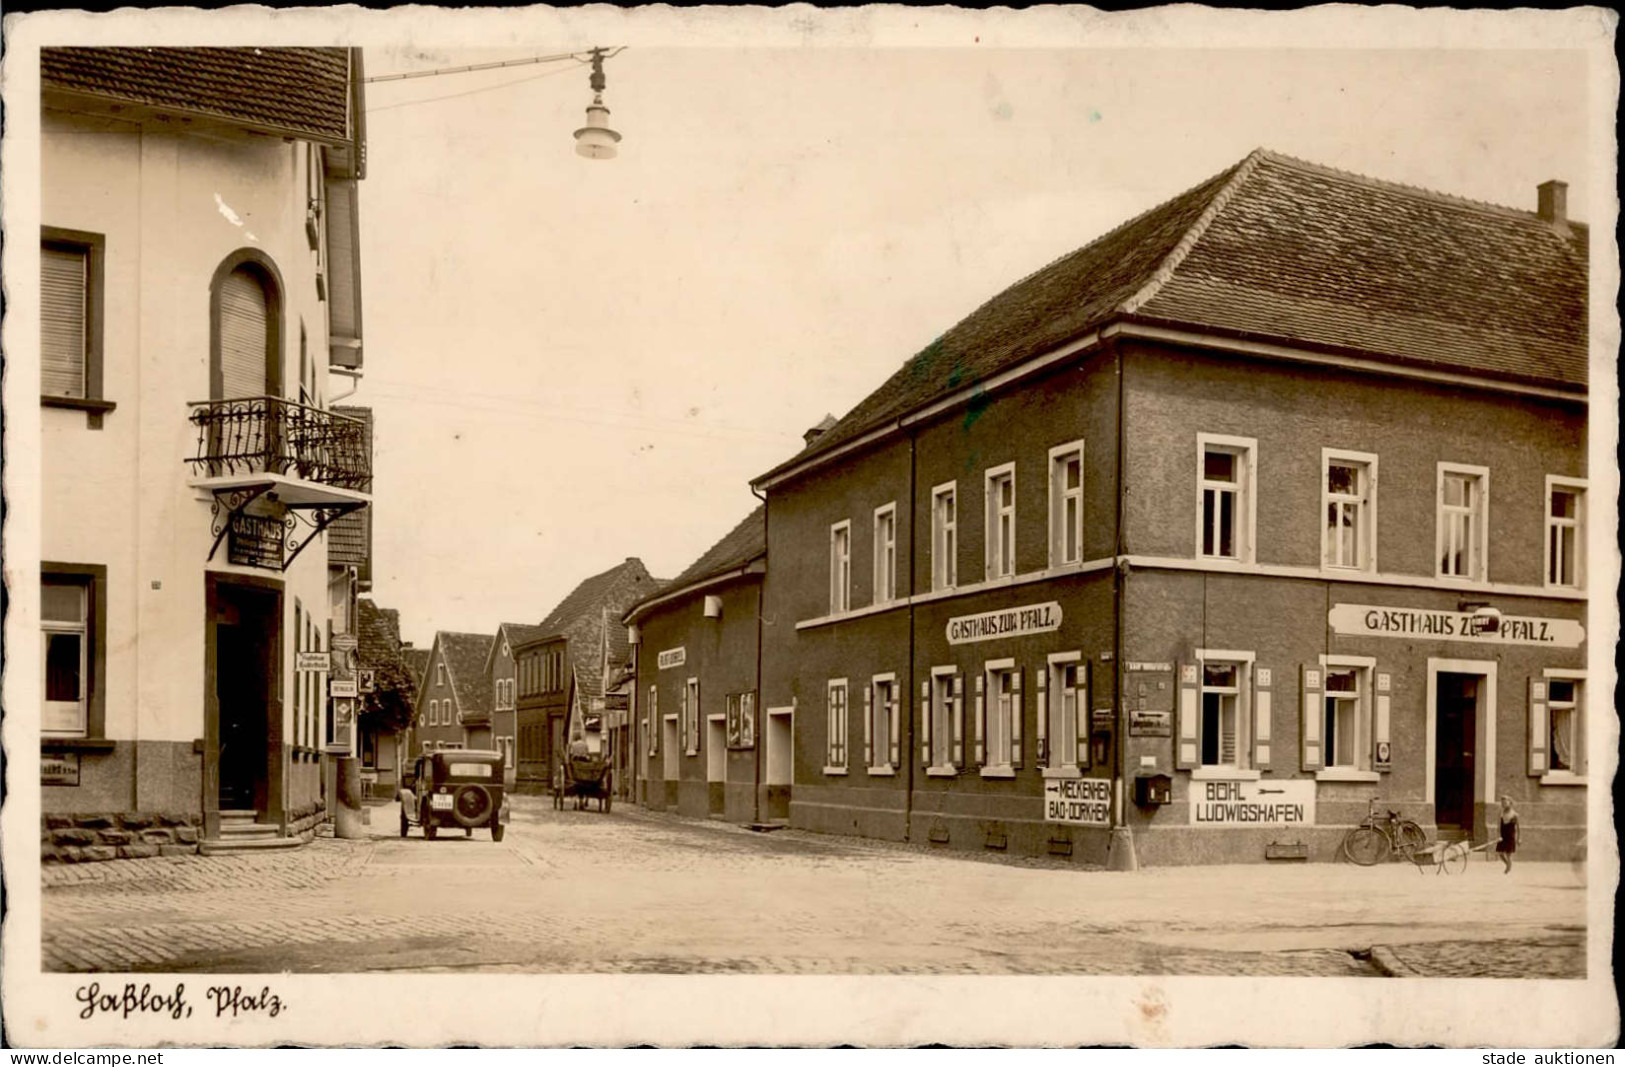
[1107,338,1139,871]
[903,429,917,844]
[329,368,363,404]
[750,484,768,827]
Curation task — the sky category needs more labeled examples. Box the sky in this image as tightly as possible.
[348,43,1592,647]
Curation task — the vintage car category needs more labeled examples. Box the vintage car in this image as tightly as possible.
[399,749,511,842]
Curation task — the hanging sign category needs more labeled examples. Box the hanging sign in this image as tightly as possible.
[1190,778,1316,827]
[327,697,356,753]
[329,678,357,698]
[1043,777,1112,826]
[1328,604,1584,648]
[228,513,286,570]
[657,647,686,670]
[946,602,1063,645]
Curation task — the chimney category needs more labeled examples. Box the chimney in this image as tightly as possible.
[803,413,838,448]
[1537,180,1568,227]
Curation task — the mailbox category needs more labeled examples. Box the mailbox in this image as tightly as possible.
[1133,773,1172,807]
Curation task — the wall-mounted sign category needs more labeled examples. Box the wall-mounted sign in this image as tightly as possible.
[330,633,359,673]
[1123,661,1174,734]
[727,691,757,749]
[1329,604,1584,648]
[228,513,285,570]
[327,697,355,753]
[329,678,357,698]
[296,652,330,672]
[1043,776,1111,826]
[43,753,81,786]
[1190,778,1315,827]
[1129,710,1172,736]
[359,669,377,693]
[946,602,1062,645]
[657,646,686,670]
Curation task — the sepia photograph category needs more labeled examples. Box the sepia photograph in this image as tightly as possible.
[2,4,1617,1050]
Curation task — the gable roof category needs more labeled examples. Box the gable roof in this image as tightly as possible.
[624,505,766,624]
[402,647,431,686]
[356,599,401,663]
[521,559,665,706]
[757,149,1588,486]
[42,46,357,145]
[433,631,495,720]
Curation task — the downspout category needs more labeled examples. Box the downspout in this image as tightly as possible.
[1110,337,1138,870]
[750,485,768,827]
[904,429,917,843]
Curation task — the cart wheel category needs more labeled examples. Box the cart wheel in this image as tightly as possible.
[492,824,506,843]
[424,819,437,840]
[605,792,612,814]
[1442,844,1468,876]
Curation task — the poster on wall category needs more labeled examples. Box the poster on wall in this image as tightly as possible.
[726,691,757,749]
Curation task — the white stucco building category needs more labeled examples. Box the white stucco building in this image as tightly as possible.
[39,47,372,851]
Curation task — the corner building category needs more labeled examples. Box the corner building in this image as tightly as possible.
[752,150,1590,866]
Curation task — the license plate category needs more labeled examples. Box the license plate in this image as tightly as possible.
[431,795,454,810]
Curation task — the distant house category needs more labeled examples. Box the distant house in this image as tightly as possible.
[482,622,549,779]
[355,598,413,797]
[414,632,494,754]
[513,559,664,793]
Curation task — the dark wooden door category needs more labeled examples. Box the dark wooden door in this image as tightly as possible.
[216,588,276,813]
[1435,673,1478,829]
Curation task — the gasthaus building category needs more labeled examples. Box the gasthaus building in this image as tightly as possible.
[624,506,770,822]
[750,149,1589,867]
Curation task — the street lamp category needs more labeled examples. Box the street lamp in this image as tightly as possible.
[573,48,622,160]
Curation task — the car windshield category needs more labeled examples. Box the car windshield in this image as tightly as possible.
[445,762,494,778]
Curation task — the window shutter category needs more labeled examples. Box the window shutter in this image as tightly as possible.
[42,245,88,398]
[1077,662,1092,770]
[1373,673,1391,771]
[1253,669,1272,772]
[1011,671,1023,768]
[952,674,965,767]
[1035,669,1049,764]
[920,680,933,765]
[888,688,901,768]
[863,685,874,767]
[973,674,986,765]
[1300,666,1323,772]
[1176,663,1200,770]
[1527,679,1548,776]
[219,267,271,399]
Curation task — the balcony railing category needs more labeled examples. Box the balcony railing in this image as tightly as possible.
[187,396,372,493]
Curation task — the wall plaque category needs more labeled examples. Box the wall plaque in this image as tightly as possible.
[43,752,81,786]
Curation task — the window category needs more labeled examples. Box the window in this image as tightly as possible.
[829,521,851,614]
[1322,662,1371,771]
[1437,464,1488,581]
[1545,477,1586,590]
[1049,442,1084,568]
[1046,655,1086,770]
[1547,678,1582,774]
[873,504,896,606]
[868,675,898,771]
[1197,435,1256,562]
[825,679,848,771]
[437,662,446,687]
[985,464,1016,579]
[928,668,959,771]
[983,662,1018,770]
[1199,661,1249,769]
[41,228,108,420]
[932,482,958,590]
[685,678,700,756]
[42,581,88,735]
[1323,450,1377,571]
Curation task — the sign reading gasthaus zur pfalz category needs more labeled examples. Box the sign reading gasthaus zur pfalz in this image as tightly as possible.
[947,602,1062,645]
[1190,778,1316,827]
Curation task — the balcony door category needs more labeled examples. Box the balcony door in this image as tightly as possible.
[209,251,283,402]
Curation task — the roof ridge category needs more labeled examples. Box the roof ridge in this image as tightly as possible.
[1120,148,1269,315]
[1253,148,1579,227]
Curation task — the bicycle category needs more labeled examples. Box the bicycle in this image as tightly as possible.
[1341,798,1427,865]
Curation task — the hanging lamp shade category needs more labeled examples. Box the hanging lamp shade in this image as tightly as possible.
[574,93,621,159]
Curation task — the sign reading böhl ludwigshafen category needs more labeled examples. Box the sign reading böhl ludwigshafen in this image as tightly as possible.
[1329,604,1584,648]
[946,602,1062,645]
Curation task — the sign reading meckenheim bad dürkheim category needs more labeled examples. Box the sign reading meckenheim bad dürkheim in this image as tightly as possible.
[946,602,1062,645]
[1328,604,1584,648]
[1191,778,1316,827]
[1043,776,1111,826]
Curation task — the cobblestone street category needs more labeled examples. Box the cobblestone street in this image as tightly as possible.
[42,797,1587,977]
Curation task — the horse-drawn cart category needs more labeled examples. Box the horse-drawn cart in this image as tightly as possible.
[553,751,613,813]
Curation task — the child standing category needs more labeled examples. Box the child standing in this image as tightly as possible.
[1497,795,1520,874]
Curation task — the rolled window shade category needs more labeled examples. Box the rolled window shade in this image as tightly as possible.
[42,245,88,398]
[219,267,270,398]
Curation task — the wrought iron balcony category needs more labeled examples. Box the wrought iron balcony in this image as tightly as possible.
[187,396,372,495]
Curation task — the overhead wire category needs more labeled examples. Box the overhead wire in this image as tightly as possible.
[365,60,588,114]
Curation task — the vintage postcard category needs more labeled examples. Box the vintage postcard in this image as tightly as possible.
[2,3,1618,1050]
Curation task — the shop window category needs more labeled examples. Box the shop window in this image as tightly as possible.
[1545,478,1585,590]
[1322,661,1372,771]
[1323,450,1377,571]
[985,463,1016,580]
[981,661,1019,771]
[873,504,896,606]
[1197,435,1256,563]
[868,674,898,771]
[1547,678,1582,774]
[931,482,958,590]
[1437,463,1488,581]
[1049,441,1084,568]
[1046,655,1086,770]
[1199,660,1249,769]
[825,678,848,771]
[829,521,851,614]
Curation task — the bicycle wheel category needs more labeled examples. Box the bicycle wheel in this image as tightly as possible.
[1441,844,1468,875]
[1343,826,1389,866]
[1396,821,1428,858]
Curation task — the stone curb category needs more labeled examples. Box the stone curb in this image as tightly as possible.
[1367,945,1419,977]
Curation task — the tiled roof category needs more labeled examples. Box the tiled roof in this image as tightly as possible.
[41,47,354,143]
[402,647,431,686]
[356,599,401,662]
[759,149,1587,483]
[625,505,765,621]
[435,631,494,720]
[524,559,664,706]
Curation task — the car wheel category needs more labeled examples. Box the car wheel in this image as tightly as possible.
[423,808,437,840]
[492,824,506,843]
[452,785,494,828]
[399,808,408,838]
